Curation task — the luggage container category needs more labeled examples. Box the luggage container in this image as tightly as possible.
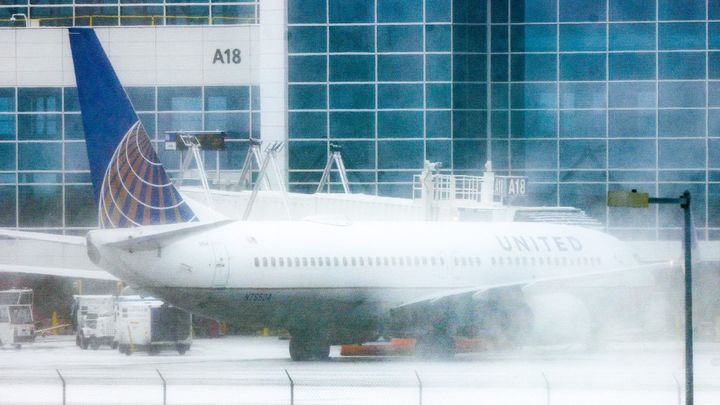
[115,298,192,355]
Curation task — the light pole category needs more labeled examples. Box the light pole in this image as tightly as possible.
[608,189,693,405]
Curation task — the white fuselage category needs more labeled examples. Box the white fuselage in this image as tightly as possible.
[87,221,637,333]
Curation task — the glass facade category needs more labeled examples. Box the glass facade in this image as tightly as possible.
[288,0,720,240]
[0,1,259,27]
[0,85,259,233]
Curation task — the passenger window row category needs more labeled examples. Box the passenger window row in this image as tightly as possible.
[253,256,446,268]
[491,256,602,266]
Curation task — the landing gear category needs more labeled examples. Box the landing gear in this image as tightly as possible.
[289,332,330,361]
[176,344,188,355]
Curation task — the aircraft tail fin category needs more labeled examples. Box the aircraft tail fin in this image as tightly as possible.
[68,28,196,229]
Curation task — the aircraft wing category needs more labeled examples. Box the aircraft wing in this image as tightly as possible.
[392,261,673,315]
[0,229,117,281]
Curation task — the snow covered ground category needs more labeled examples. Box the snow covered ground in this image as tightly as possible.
[0,335,719,405]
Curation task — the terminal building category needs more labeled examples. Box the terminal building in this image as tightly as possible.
[0,0,717,243]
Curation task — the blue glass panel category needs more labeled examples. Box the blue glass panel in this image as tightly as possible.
[18,114,61,140]
[289,55,326,82]
[126,87,155,111]
[0,88,13,112]
[658,82,705,108]
[426,84,451,108]
[712,0,720,19]
[453,110,486,138]
[659,52,706,80]
[561,54,606,81]
[288,26,327,53]
[18,88,61,112]
[329,112,375,138]
[608,110,656,137]
[511,54,556,81]
[492,113,509,137]
[426,111,451,138]
[288,141,327,170]
[426,24,451,51]
[492,84,509,108]
[710,52,720,79]
[378,111,423,137]
[378,141,423,169]
[377,0,422,22]
[658,0,705,20]
[560,82,606,108]
[491,55,508,82]
[288,0,326,23]
[559,184,607,223]
[511,111,556,138]
[202,87,246,111]
[0,186,14,226]
[18,143,61,170]
[331,55,375,82]
[609,139,655,168]
[454,83,486,110]
[511,24,556,52]
[64,142,89,171]
[560,24,606,51]
[64,185,95,227]
[29,6,73,26]
[560,0,606,22]
[157,87,201,111]
[64,114,85,140]
[511,83,557,109]
[0,115,15,141]
[453,25,486,53]
[18,185,62,227]
[138,113,156,140]
[609,0,655,21]
[157,113,202,137]
[710,139,720,166]
[211,5,255,24]
[330,26,374,53]
[560,111,606,138]
[711,23,720,50]
[426,140,451,166]
[510,140,557,169]
[453,140,487,169]
[659,23,706,50]
[492,0,509,23]
[608,82,655,108]
[378,55,423,81]
[251,112,260,138]
[710,82,720,106]
[0,143,15,171]
[608,23,655,51]
[491,25,509,52]
[288,112,326,139]
[426,54,451,81]
[609,53,656,80]
[454,54,486,81]
[63,87,79,112]
[708,110,720,136]
[164,6,208,25]
[334,140,375,169]
[251,86,260,110]
[560,140,606,169]
[378,25,423,52]
[659,139,705,169]
[204,112,249,139]
[426,0,450,22]
[658,109,705,137]
[329,0,374,23]
[453,0,486,23]
[330,84,374,109]
[378,84,423,109]
[120,6,164,26]
[511,0,557,23]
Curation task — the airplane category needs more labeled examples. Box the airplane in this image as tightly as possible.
[0,28,671,361]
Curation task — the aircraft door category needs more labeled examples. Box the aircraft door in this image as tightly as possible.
[211,242,229,288]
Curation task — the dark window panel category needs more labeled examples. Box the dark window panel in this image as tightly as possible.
[288,140,327,170]
[63,114,85,140]
[288,55,326,83]
[288,112,326,139]
[453,0,486,23]
[609,23,655,51]
[608,82,655,108]
[126,87,156,111]
[491,84,509,109]
[378,140,423,169]
[211,5,255,24]
[64,142,89,171]
[609,53,656,80]
[330,26,374,53]
[453,24,486,53]
[659,52,706,80]
[204,112,249,139]
[426,140,451,167]
[560,140,606,169]
[426,54,451,81]
[378,84,423,109]
[378,25,423,53]
[378,111,423,138]
[219,141,249,170]
[609,0,655,21]
[560,82,606,109]
[710,110,720,136]
[510,139,557,170]
[378,55,422,82]
[511,54,556,81]
[0,143,15,171]
[426,83,451,108]
[74,6,118,26]
[711,23,720,50]
[559,0,606,22]
[453,54,486,82]
[426,24,451,52]
[289,85,327,110]
[288,26,327,53]
[511,111,556,138]
[658,0,705,20]
[330,84,374,110]
[330,55,375,82]
[19,185,62,227]
[377,0,422,22]
[0,186,15,227]
[426,111,451,138]
[491,25,509,52]
[30,6,73,26]
[560,53,606,81]
[64,185,96,227]
[0,88,14,112]
[658,82,705,108]
[204,86,249,111]
[659,23,706,50]
[453,83,486,110]
[658,109,706,137]
[710,52,720,80]
[559,111,606,138]
[492,111,509,137]
[329,112,375,138]
[0,115,15,141]
[609,140,656,169]
[165,6,209,25]
[511,24,556,52]
[18,88,61,112]
[560,24,606,52]
[608,110,656,137]
[332,140,375,169]
[288,0,325,23]
[511,83,557,109]
[426,0,450,22]
[328,0,374,23]
[18,143,61,170]
[120,6,164,26]
[157,87,202,111]
[453,110,487,138]
[511,0,556,23]
[658,139,706,169]
[491,0,509,23]
[18,114,62,140]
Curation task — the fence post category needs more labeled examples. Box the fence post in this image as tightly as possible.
[284,369,294,405]
[156,369,167,405]
[56,369,65,405]
[541,372,550,405]
[673,373,682,405]
[414,370,423,405]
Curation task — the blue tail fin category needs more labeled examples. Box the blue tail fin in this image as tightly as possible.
[69,28,195,228]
